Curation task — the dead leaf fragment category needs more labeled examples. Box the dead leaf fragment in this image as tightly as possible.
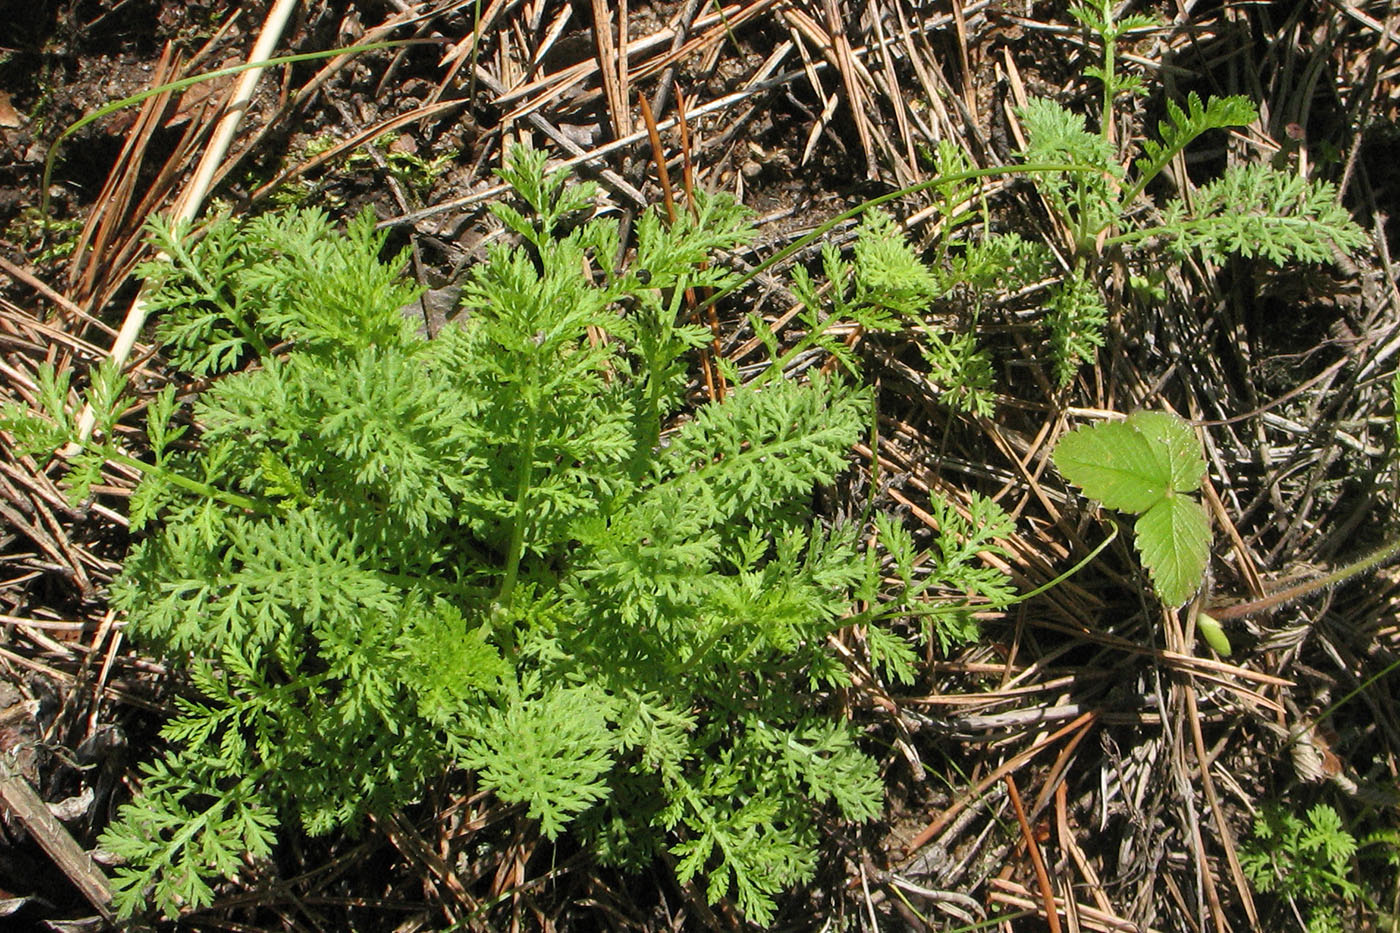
[0,91,23,128]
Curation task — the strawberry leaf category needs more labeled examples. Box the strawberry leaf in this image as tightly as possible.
[1126,410,1204,493]
[1135,493,1211,607]
[1056,411,1213,608]
[1053,419,1171,512]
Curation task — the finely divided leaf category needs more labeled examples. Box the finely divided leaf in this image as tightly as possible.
[1126,410,1204,493]
[1132,93,1257,193]
[1158,164,1367,265]
[461,685,618,839]
[1135,493,1211,606]
[1053,419,1171,512]
[104,144,903,924]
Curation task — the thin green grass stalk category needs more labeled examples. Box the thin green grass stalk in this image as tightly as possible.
[40,40,436,226]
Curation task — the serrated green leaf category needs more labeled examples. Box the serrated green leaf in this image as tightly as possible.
[1054,420,1171,512]
[1135,494,1211,606]
[1125,410,1204,492]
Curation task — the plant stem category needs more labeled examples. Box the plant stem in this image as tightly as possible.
[1208,536,1400,621]
[696,161,1102,318]
[99,448,267,514]
[498,384,539,610]
[1102,214,1321,251]
[1098,17,1116,146]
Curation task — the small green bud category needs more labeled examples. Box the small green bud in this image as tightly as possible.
[1196,611,1231,657]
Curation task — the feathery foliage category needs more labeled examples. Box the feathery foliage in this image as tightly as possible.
[1242,803,1364,933]
[1016,1,1367,386]
[4,146,1017,923]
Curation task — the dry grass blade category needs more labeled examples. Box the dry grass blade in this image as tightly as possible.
[1185,678,1259,928]
[74,0,299,443]
[0,286,110,358]
[901,712,1097,860]
[591,0,628,142]
[64,45,185,308]
[496,1,774,121]
[247,97,469,205]
[377,811,482,927]
[1005,773,1062,933]
[468,65,648,207]
[989,878,1155,933]
[819,0,876,179]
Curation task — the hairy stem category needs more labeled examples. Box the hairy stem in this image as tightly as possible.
[498,379,540,610]
[1208,536,1400,621]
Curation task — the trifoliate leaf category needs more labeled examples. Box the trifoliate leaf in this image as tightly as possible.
[1135,493,1211,607]
[1125,410,1204,492]
[1053,419,1171,512]
[1056,410,1213,607]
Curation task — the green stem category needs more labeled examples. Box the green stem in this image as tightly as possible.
[1099,29,1116,145]
[1013,523,1119,604]
[1101,213,1321,251]
[696,162,1102,319]
[497,390,539,610]
[671,622,734,679]
[1208,536,1400,621]
[101,447,267,514]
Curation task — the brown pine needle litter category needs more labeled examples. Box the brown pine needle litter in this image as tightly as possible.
[2,0,1399,929]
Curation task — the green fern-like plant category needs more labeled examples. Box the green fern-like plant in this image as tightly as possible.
[4,146,1016,923]
[1242,803,1364,933]
[1017,1,1368,385]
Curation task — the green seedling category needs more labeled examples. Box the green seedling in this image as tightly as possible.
[377,134,457,198]
[1054,410,1211,608]
[5,146,1019,923]
[1017,1,1368,385]
[1242,803,1364,933]
[695,2,1366,401]
[4,207,81,265]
